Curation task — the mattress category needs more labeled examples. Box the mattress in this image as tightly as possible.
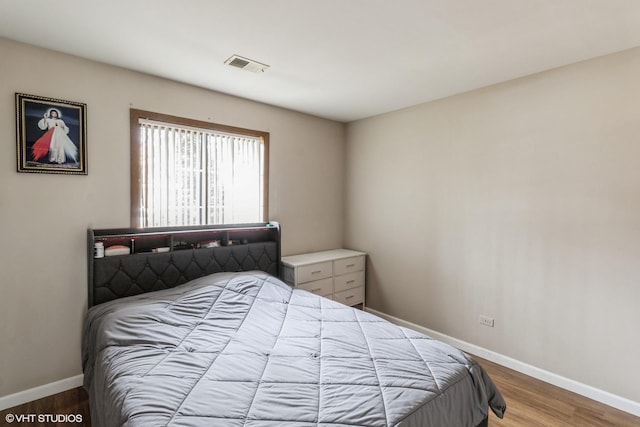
[82,271,505,426]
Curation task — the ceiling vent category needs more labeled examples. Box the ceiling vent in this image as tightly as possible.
[224,55,269,73]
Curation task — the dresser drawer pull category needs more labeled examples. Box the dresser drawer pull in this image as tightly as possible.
[346,264,355,268]
[346,295,354,299]
[311,288,322,293]
[346,280,355,284]
[311,270,322,274]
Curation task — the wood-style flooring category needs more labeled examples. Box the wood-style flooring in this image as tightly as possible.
[1,357,638,426]
[475,356,640,427]
[0,387,90,426]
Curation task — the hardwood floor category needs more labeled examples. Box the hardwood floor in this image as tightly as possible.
[0,387,90,426]
[474,356,640,427]
[1,359,638,426]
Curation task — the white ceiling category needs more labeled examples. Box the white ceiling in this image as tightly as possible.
[2,1,640,122]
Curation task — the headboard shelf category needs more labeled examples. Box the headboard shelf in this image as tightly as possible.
[87,222,281,307]
[90,223,279,251]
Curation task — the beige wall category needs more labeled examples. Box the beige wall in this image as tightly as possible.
[345,47,640,403]
[0,38,345,397]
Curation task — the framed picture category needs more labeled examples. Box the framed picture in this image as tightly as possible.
[15,93,87,175]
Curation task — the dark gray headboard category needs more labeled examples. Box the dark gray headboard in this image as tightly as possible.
[87,223,280,307]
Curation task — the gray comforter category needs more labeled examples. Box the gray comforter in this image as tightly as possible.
[82,271,505,426]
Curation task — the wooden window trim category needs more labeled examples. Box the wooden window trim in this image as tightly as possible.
[130,108,269,227]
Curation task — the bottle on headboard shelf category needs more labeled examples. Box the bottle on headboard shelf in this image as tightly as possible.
[93,241,104,258]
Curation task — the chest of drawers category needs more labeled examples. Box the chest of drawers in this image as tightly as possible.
[281,249,366,307]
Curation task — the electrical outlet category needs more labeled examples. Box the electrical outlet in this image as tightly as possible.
[479,315,495,327]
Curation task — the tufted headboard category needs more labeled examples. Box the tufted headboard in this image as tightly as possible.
[87,223,281,307]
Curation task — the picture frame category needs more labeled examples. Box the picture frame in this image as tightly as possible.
[15,93,87,175]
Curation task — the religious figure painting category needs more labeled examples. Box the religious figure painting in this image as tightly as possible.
[16,93,87,175]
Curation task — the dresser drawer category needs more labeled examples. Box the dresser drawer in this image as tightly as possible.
[334,256,364,276]
[297,261,332,283]
[298,277,333,297]
[333,286,364,306]
[333,271,364,293]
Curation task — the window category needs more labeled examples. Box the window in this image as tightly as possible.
[130,109,268,227]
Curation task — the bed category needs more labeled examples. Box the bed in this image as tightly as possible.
[83,224,506,427]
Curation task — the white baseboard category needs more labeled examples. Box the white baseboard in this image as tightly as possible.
[366,308,640,418]
[0,375,84,411]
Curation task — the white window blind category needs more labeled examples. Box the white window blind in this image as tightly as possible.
[138,118,264,227]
